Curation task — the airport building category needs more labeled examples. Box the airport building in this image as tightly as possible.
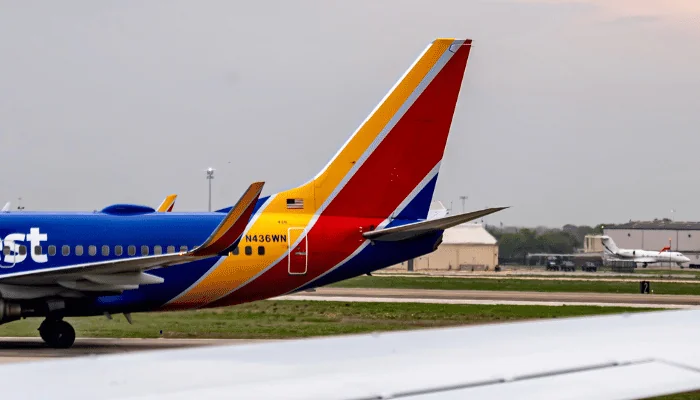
[386,223,499,271]
[585,220,700,267]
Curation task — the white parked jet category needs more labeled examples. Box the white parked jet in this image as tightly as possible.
[600,235,690,267]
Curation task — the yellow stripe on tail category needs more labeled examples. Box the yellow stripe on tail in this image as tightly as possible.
[156,194,178,212]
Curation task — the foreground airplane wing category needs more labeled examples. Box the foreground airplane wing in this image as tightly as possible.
[364,207,508,241]
[4,309,700,399]
[155,194,177,212]
[0,182,263,292]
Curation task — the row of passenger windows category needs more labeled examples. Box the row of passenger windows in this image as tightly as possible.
[230,246,265,256]
[2,244,266,257]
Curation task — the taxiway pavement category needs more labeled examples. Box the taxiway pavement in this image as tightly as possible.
[0,337,275,365]
[277,287,700,308]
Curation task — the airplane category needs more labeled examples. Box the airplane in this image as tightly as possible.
[599,235,690,267]
[155,194,177,212]
[0,196,175,214]
[4,309,700,399]
[0,37,506,349]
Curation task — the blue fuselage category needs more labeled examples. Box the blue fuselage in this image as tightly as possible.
[0,207,441,317]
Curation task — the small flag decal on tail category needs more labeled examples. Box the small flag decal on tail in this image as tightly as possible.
[287,198,304,209]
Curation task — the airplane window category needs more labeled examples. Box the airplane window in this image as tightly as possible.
[154,245,162,255]
[75,245,83,256]
[141,245,149,256]
[232,247,239,256]
[115,246,123,256]
[167,246,175,254]
[245,246,252,256]
[102,245,109,256]
[258,246,265,256]
[128,245,136,256]
[88,246,96,256]
[179,246,187,252]
[34,245,43,256]
[48,245,56,256]
[19,245,26,256]
[62,245,69,256]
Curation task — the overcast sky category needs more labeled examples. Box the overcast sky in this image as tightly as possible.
[1,0,699,227]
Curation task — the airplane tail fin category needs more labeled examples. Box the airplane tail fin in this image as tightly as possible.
[156,194,177,212]
[1,202,9,212]
[261,39,474,221]
[600,236,619,255]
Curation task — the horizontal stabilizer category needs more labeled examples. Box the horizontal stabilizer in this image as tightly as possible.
[190,182,264,256]
[363,207,508,242]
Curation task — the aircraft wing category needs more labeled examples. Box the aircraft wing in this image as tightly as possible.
[0,182,263,295]
[609,256,658,264]
[632,257,660,263]
[363,207,508,242]
[4,309,700,399]
[156,194,177,212]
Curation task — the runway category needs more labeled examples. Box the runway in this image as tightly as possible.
[278,287,700,308]
[373,272,700,284]
[0,337,275,365]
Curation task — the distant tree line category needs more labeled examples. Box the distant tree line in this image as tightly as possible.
[485,224,604,261]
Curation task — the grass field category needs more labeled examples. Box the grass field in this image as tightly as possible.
[0,300,653,339]
[637,269,700,277]
[648,392,700,400]
[393,268,700,280]
[331,275,700,295]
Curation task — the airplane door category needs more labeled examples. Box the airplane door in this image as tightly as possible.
[287,227,308,275]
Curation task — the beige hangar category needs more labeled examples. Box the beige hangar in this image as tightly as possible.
[386,223,499,272]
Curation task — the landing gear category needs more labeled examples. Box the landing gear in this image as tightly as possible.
[38,319,75,349]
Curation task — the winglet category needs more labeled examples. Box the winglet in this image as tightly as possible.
[1,202,9,212]
[190,182,264,257]
[156,194,178,212]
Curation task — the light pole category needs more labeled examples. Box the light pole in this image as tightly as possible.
[459,195,468,213]
[206,168,215,212]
